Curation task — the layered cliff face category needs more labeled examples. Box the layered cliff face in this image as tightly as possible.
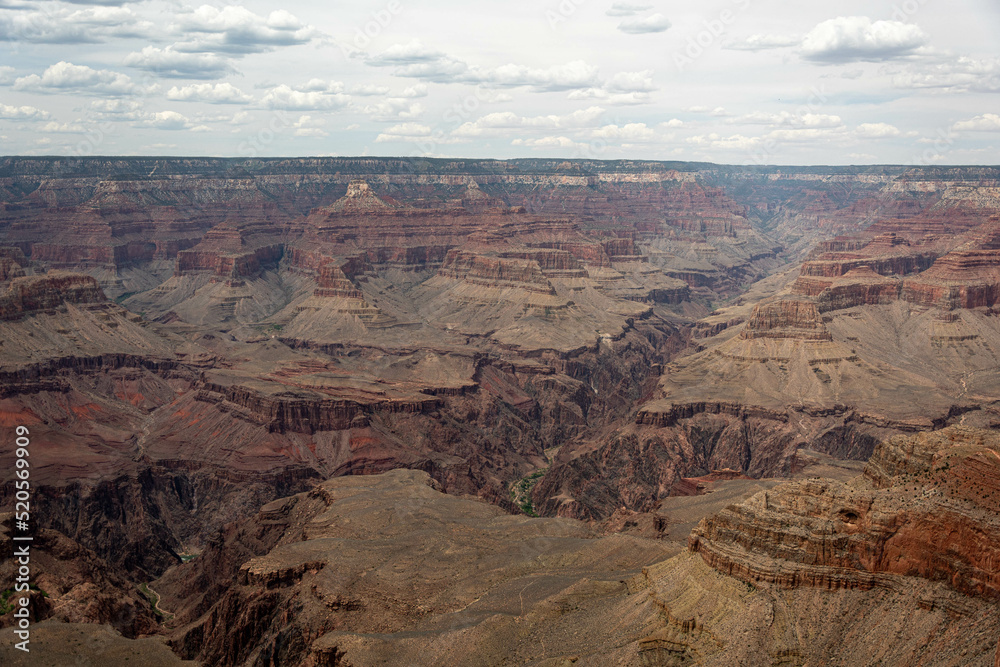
[8,158,961,311]
[690,426,1000,597]
[631,550,1000,667]
[636,427,1000,665]
[0,272,106,320]
[794,215,1000,312]
[740,299,831,340]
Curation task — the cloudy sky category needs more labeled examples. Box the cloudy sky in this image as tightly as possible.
[1,0,998,164]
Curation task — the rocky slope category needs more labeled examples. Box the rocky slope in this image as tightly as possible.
[533,200,1000,521]
[643,426,1000,666]
[156,468,677,667]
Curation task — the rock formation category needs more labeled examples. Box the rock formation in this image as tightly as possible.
[691,427,1000,599]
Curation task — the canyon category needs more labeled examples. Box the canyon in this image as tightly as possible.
[0,157,999,665]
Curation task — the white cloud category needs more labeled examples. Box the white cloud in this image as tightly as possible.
[731,111,843,128]
[166,82,252,104]
[292,115,328,138]
[476,89,513,103]
[689,125,850,152]
[375,122,438,143]
[590,123,661,143]
[39,121,86,133]
[349,84,390,96]
[606,3,652,17]
[688,133,761,150]
[562,70,656,104]
[0,6,153,44]
[567,88,651,105]
[124,46,234,79]
[259,84,350,110]
[366,41,447,66]
[606,70,656,93]
[512,136,586,149]
[297,79,344,93]
[0,66,13,84]
[400,84,429,98]
[724,34,800,51]
[854,122,901,138]
[0,103,50,120]
[14,61,137,95]
[139,110,194,130]
[617,13,671,35]
[765,127,848,143]
[484,61,600,91]
[293,128,327,137]
[172,6,319,55]
[451,107,605,137]
[687,106,733,117]
[801,17,928,63]
[891,57,1000,93]
[365,42,600,91]
[90,99,144,119]
[953,113,1000,132]
[359,98,425,121]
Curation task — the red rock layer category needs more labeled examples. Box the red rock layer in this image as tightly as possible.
[313,265,364,299]
[195,381,441,433]
[499,249,587,276]
[740,300,832,340]
[0,258,25,281]
[0,273,106,320]
[437,250,557,294]
[649,181,750,237]
[795,224,1000,311]
[690,427,1000,600]
[174,244,284,279]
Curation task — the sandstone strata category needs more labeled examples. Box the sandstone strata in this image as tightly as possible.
[690,427,1000,599]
